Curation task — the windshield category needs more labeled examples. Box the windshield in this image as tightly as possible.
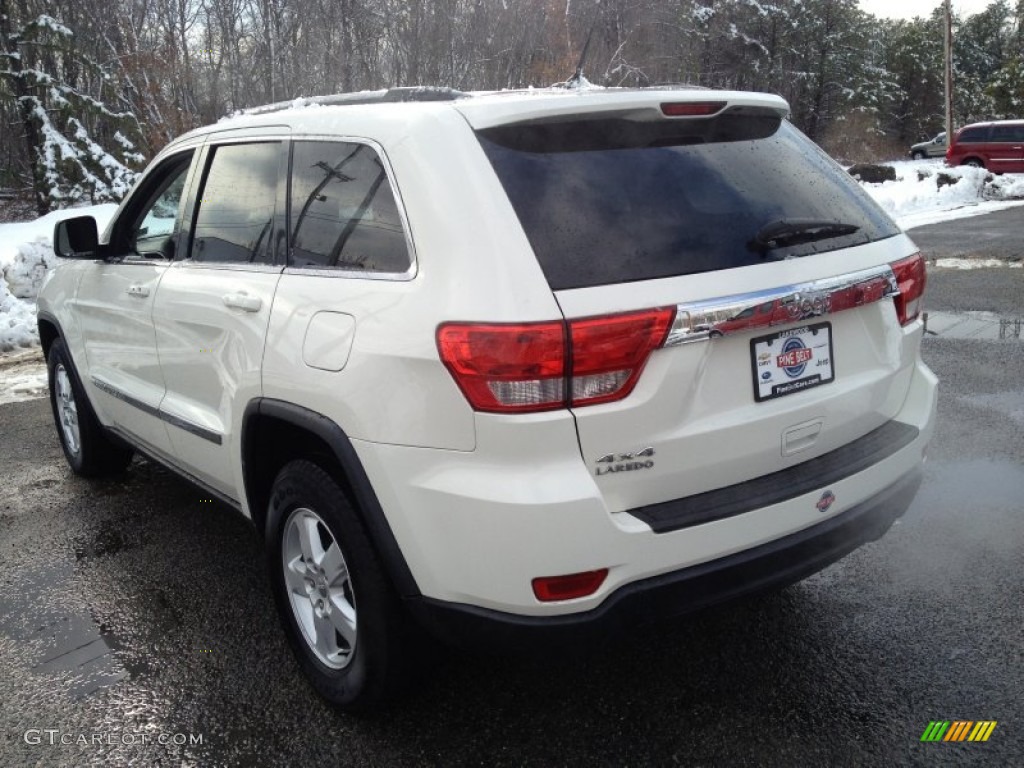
[477,114,900,290]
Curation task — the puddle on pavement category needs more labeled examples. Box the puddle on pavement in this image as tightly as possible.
[924,311,1024,340]
[959,390,1024,426]
[917,458,1024,510]
[74,520,144,560]
[0,561,138,699]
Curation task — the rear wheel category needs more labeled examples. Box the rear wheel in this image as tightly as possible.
[266,459,408,712]
[47,338,133,477]
[963,158,984,169]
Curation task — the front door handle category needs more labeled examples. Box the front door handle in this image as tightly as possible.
[126,284,150,298]
[222,292,262,312]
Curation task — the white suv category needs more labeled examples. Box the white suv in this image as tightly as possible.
[38,87,937,710]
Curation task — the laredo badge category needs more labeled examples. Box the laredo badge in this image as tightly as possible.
[595,447,655,476]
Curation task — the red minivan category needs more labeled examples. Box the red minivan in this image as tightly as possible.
[946,120,1024,172]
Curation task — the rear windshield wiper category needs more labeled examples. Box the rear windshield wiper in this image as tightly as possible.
[748,218,860,254]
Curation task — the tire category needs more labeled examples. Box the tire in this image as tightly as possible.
[963,158,984,169]
[265,459,408,712]
[47,338,133,477]
[912,151,925,160]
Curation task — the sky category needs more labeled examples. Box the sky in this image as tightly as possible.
[859,0,995,20]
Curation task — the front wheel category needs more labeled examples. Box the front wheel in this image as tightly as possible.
[47,338,133,476]
[266,459,408,712]
[912,151,926,160]
[963,158,984,169]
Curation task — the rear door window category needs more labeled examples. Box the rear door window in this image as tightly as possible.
[288,140,411,273]
[477,114,899,290]
[190,142,281,264]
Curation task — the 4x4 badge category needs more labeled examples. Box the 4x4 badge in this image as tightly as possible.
[595,448,655,476]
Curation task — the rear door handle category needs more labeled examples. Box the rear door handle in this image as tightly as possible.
[222,292,262,312]
[126,284,150,298]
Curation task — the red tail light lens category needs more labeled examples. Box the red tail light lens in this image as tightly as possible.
[532,569,608,602]
[437,308,675,413]
[891,253,927,326]
[569,308,675,406]
[661,102,727,117]
[436,322,566,412]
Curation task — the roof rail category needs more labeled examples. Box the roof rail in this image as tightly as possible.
[240,87,470,116]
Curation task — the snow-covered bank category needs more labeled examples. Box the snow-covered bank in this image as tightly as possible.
[860,160,1024,230]
[0,204,116,352]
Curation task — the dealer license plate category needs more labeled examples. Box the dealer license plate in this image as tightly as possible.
[751,322,834,403]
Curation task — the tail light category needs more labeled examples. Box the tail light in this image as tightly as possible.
[569,309,675,407]
[891,253,927,326]
[435,322,566,413]
[437,308,675,414]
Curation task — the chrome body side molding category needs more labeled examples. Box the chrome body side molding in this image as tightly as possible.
[91,376,224,446]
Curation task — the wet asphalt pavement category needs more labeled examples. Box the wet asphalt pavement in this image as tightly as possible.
[909,205,1024,261]
[1,222,1023,767]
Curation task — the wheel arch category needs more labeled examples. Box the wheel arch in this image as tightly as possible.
[37,311,64,358]
[241,398,420,598]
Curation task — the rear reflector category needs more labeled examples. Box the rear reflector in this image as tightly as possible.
[437,308,675,413]
[532,569,608,602]
[661,101,727,117]
[891,253,927,326]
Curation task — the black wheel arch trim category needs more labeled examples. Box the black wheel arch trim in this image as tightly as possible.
[36,310,65,353]
[242,398,420,598]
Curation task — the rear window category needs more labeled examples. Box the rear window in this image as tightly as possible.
[477,112,900,290]
[289,140,411,273]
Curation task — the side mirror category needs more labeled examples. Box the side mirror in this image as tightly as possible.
[54,216,102,258]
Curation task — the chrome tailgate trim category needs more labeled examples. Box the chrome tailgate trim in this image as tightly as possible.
[665,264,899,346]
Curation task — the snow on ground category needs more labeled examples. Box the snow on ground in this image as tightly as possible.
[862,160,1024,230]
[935,258,1023,270]
[0,276,43,353]
[0,204,116,352]
[0,350,47,406]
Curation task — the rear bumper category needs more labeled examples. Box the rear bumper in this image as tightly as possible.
[407,466,922,650]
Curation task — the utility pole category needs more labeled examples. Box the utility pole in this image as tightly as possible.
[944,0,954,142]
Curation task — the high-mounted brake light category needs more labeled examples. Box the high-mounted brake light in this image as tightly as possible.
[437,308,675,414]
[661,102,727,117]
[891,253,927,326]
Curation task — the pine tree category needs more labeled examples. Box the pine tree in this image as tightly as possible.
[0,0,144,214]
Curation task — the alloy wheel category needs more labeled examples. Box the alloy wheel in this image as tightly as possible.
[54,364,81,456]
[281,507,358,669]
